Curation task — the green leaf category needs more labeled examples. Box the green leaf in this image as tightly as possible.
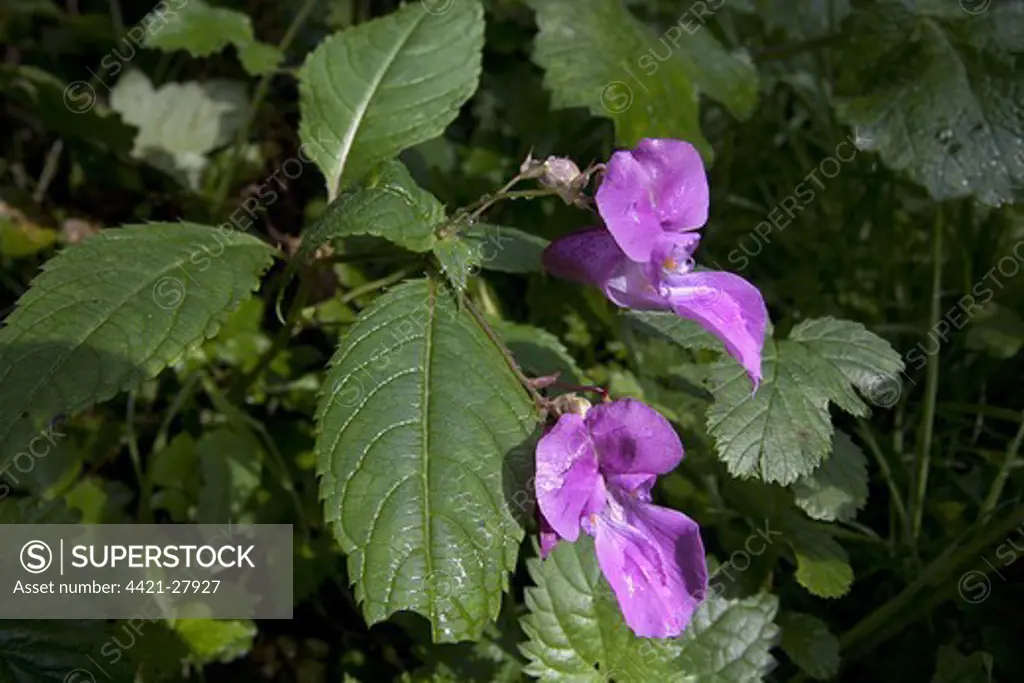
[297,160,443,258]
[0,64,135,153]
[520,535,780,682]
[461,224,549,274]
[931,645,994,683]
[110,70,247,189]
[171,618,256,665]
[433,234,478,293]
[316,278,539,642]
[778,611,840,680]
[0,223,274,460]
[196,427,262,523]
[781,515,853,598]
[789,316,905,407]
[298,0,484,198]
[835,1,1024,205]
[792,430,869,522]
[492,320,585,384]
[0,620,131,683]
[623,310,726,355]
[144,0,283,75]
[707,317,898,485]
[526,0,758,157]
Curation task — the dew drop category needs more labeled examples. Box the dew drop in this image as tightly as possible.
[937,128,954,143]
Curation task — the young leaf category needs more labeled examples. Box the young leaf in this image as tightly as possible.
[0,223,274,459]
[316,278,539,643]
[196,428,262,523]
[792,430,869,522]
[520,535,780,682]
[835,1,1024,205]
[297,160,443,258]
[930,645,994,683]
[526,0,758,158]
[144,0,283,75]
[781,515,854,599]
[778,611,840,681]
[172,619,257,665]
[707,317,901,484]
[298,0,484,198]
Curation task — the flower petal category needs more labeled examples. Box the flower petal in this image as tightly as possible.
[592,499,708,638]
[542,227,627,286]
[535,413,605,543]
[543,228,668,311]
[661,270,767,387]
[585,398,684,480]
[538,511,560,558]
[596,138,709,263]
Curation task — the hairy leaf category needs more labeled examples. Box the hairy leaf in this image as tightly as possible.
[836,1,1024,205]
[299,0,484,198]
[316,278,539,642]
[0,223,274,461]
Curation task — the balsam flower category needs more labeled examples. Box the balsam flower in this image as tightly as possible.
[543,138,767,386]
[535,398,708,638]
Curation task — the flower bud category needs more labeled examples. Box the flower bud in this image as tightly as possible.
[550,393,592,417]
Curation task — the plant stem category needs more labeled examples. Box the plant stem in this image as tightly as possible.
[911,208,943,541]
[126,388,152,523]
[979,410,1024,518]
[210,0,318,218]
[856,420,907,538]
[340,267,414,304]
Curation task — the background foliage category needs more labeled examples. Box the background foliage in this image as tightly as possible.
[1,0,1023,681]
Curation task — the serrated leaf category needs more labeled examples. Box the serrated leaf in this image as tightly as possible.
[789,316,905,404]
[792,430,869,522]
[110,70,247,189]
[781,516,853,598]
[492,319,585,384]
[707,317,895,485]
[0,223,274,461]
[316,278,539,642]
[144,0,283,75]
[0,620,131,683]
[623,310,726,355]
[299,0,484,198]
[835,1,1024,205]
[931,645,994,683]
[298,160,443,258]
[520,535,780,682]
[434,235,478,293]
[526,0,758,158]
[778,612,840,680]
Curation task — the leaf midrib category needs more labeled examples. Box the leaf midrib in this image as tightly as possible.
[326,12,427,200]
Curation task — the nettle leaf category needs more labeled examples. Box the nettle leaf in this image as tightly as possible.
[520,535,780,682]
[792,430,869,522]
[299,0,484,199]
[526,0,758,157]
[298,160,443,258]
[316,278,539,642]
[144,0,283,75]
[836,1,1024,205]
[110,70,247,189]
[778,611,840,681]
[0,223,274,460]
[707,317,901,485]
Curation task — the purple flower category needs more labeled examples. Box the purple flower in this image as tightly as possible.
[535,398,708,638]
[543,138,767,386]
